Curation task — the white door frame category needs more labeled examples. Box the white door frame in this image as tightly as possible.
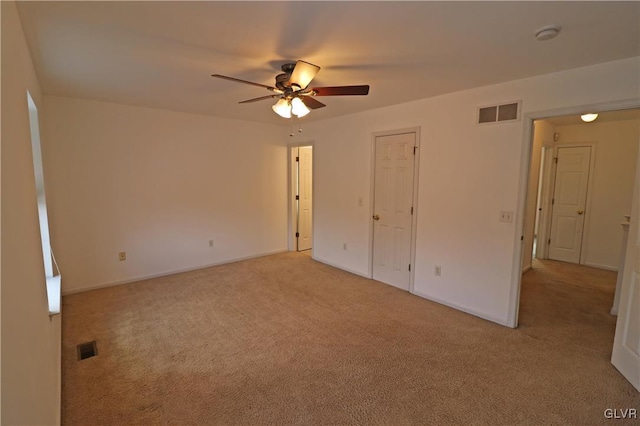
[288,141,315,253]
[507,99,640,328]
[611,143,640,391]
[368,127,421,293]
[534,145,554,260]
[545,143,597,265]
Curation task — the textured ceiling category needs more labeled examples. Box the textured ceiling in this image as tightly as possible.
[16,1,640,125]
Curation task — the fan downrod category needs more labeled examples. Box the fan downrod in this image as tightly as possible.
[281,63,296,73]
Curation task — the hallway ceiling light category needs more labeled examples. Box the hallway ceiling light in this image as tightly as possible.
[580,113,598,123]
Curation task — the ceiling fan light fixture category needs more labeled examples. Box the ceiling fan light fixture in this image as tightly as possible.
[213,60,367,118]
[580,113,598,123]
[272,98,291,118]
[291,97,310,118]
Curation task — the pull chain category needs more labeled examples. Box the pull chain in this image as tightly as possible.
[289,115,303,136]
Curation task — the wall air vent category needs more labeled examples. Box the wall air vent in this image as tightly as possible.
[477,101,521,125]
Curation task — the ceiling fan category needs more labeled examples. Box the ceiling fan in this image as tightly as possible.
[212,60,369,118]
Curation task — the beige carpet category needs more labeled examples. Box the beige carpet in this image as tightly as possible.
[61,253,639,425]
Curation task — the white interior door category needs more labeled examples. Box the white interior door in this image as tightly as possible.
[548,146,591,263]
[297,146,313,251]
[372,132,416,290]
[611,146,640,392]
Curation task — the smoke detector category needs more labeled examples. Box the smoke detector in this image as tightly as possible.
[534,25,561,41]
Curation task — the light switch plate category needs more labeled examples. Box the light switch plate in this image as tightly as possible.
[499,210,514,223]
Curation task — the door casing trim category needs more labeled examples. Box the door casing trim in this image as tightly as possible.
[508,98,640,328]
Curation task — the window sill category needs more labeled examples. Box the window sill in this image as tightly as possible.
[46,275,61,316]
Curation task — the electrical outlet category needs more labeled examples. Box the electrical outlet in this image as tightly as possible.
[434,265,441,276]
[343,243,347,250]
[119,252,126,261]
[209,239,214,247]
[499,210,514,223]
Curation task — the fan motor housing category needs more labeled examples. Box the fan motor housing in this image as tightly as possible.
[275,73,290,90]
[275,63,300,91]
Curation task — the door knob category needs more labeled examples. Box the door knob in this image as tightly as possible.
[373,214,380,221]
[577,209,584,215]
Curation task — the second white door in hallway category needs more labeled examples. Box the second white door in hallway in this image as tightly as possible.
[548,146,591,264]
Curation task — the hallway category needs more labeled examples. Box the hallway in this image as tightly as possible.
[519,259,618,360]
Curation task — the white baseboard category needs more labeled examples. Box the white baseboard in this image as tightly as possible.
[312,258,512,329]
[582,261,618,272]
[311,257,371,279]
[610,307,619,316]
[411,288,512,328]
[522,265,532,273]
[62,249,289,295]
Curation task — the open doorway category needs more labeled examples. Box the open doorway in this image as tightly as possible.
[522,110,638,273]
[511,104,640,391]
[289,144,313,254]
[517,108,639,350]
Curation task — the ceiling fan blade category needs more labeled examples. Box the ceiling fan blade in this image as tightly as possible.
[288,60,321,89]
[312,85,370,96]
[212,74,278,91]
[239,95,280,104]
[300,96,326,110]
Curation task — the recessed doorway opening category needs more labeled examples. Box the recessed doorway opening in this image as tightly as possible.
[523,111,638,273]
[514,105,640,391]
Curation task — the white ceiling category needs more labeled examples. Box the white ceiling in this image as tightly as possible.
[16,1,640,125]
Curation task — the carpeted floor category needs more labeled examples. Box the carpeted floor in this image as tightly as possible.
[61,253,639,425]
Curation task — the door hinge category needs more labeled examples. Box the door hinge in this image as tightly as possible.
[554,157,558,164]
[295,195,299,200]
[521,235,524,241]
[411,206,414,215]
[413,146,417,155]
[548,238,551,245]
[551,198,555,205]
[408,264,411,271]
[296,232,299,238]
[296,156,299,162]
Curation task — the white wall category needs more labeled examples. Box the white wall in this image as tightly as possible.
[302,57,640,326]
[1,1,62,423]
[42,96,289,293]
[554,119,639,270]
